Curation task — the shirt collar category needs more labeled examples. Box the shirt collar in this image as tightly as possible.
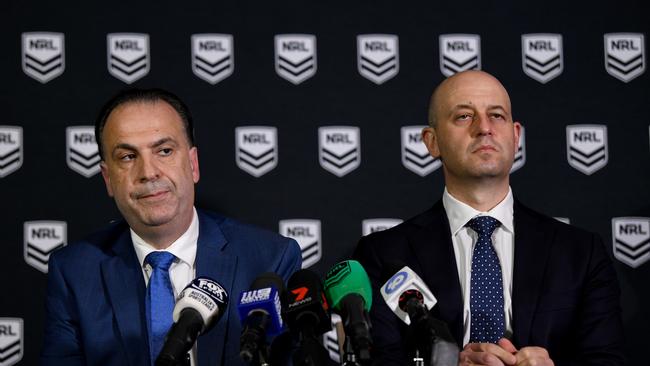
[442,187,514,235]
[132,207,199,269]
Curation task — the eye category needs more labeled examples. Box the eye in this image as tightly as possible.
[120,153,136,161]
[159,148,173,156]
[456,113,473,122]
[490,113,505,120]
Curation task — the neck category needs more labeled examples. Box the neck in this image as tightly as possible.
[445,176,510,212]
[132,211,194,250]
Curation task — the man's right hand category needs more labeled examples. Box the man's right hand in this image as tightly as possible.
[459,340,517,366]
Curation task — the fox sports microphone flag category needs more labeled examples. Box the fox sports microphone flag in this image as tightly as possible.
[157,277,229,366]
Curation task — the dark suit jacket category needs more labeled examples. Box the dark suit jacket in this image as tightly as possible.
[353,200,624,366]
[41,209,302,366]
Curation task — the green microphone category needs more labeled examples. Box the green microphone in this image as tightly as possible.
[324,260,373,363]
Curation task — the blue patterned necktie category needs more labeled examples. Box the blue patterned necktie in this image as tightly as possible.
[145,251,176,365]
[467,216,505,343]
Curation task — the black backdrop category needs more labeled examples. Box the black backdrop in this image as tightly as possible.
[2,1,649,365]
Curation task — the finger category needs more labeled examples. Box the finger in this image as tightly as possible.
[515,347,553,366]
[514,358,554,366]
[462,350,504,366]
[467,343,517,365]
[497,338,517,353]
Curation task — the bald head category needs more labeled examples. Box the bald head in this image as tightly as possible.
[428,70,512,127]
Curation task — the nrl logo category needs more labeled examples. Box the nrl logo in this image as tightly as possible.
[401,126,440,176]
[24,221,67,274]
[566,125,608,175]
[612,217,650,268]
[439,34,481,77]
[275,34,317,84]
[323,314,342,363]
[318,126,361,177]
[0,126,23,178]
[604,33,645,82]
[362,218,403,236]
[66,126,100,178]
[357,34,399,84]
[22,32,65,83]
[191,34,234,84]
[0,318,23,366]
[279,219,322,268]
[521,34,563,83]
[510,125,526,173]
[107,33,150,84]
[235,126,278,177]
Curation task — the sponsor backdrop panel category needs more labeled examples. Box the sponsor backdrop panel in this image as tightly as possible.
[1,1,649,365]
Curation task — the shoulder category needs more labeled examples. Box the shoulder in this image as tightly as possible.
[514,200,604,256]
[198,209,299,253]
[49,220,129,266]
[515,200,598,237]
[355,204,442,256]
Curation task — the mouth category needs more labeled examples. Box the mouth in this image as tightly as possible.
[136,190,170,201]
[473,145,498,153]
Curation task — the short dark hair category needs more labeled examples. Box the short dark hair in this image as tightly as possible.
[95,88,195,160]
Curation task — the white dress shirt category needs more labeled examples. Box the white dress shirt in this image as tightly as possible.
[132,207,199,366]
[442,188,515,346]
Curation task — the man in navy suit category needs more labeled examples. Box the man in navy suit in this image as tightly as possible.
[354,71,624,365]
[41,89,302,366]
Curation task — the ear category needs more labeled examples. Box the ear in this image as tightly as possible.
[100,161,114,197]
[189,146,200,183]
[422,126,441,158]
[513,121,522,154]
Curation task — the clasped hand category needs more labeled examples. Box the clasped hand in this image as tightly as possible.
[459,338,553,366]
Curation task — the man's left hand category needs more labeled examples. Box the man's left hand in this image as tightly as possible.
[498,338,554,366]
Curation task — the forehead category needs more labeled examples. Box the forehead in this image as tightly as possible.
[103,101,185,142]
[437,73,511,112]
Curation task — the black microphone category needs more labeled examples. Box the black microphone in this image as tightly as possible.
[156,277,229,366]
[283,269,331,337]
[282,269,335,366]
[237,272,286,364]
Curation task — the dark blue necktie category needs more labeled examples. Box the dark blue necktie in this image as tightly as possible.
[467,216,505,343]
[145,251,176,364]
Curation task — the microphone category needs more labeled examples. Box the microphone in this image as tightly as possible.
[283,269,331,336]
[237,272,285,363]
[283,269,334,366]
[381,264,458,366]
[156,277,229,366]
[380,265,437,325]
[323,260,373,364]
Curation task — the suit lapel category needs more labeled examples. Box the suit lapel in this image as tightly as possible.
[407,201,464,345]
[511,200,553,347]
[196,211,238,366]
[100,229,149,366]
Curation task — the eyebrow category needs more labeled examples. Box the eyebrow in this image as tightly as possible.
[111,137,177,155]
[486,105,508,113]
[449,104,509,115]
[149,137,176,149]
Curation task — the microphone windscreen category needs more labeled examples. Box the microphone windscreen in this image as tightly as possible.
[323,260,372,312]
[172,277,229,332]
[251,272,286,292]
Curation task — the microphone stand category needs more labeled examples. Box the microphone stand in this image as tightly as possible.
[289,316,335,366]
[412,349,425,366]
[341,336,360,366]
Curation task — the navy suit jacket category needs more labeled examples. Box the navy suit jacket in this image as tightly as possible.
[41,209,302,366]
[353,200,624,365]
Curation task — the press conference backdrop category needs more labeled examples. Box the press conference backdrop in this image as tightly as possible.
[1,1,649,364]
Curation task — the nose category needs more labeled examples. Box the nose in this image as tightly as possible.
[136,154,160,182]
[473,113,493,136]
